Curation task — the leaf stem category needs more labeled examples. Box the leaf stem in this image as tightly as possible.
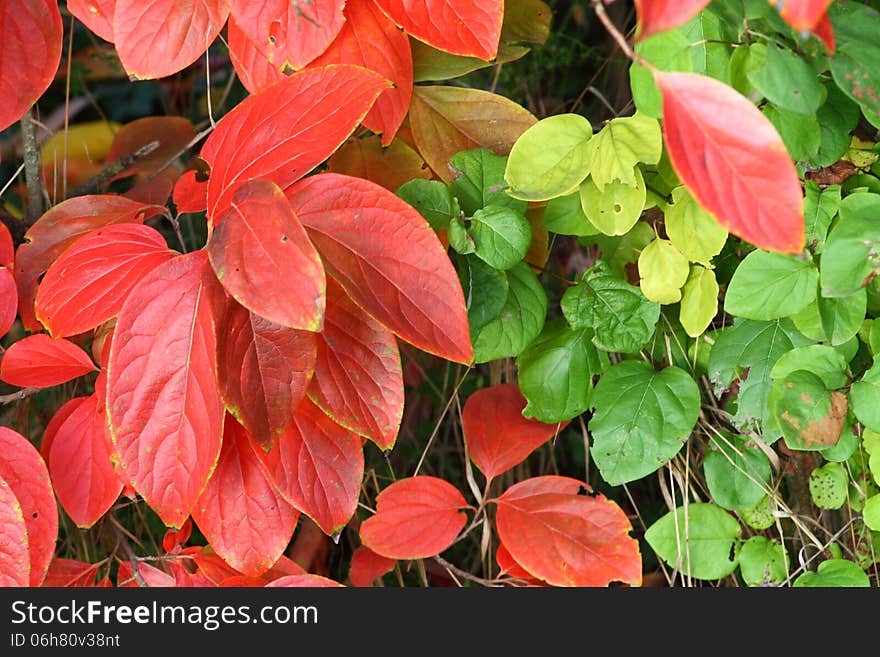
[590,0,653,71]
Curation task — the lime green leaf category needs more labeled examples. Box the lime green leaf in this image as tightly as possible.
[770,345,848,390]
[728,43,767,103]
[589,361,699,485]
[821,193,880,298]
[586,112,661,190]
[447,216,475,254]
[457,255,508,333]
[664,186,728,265]
[645,503,741,580]
[804,182,841,252]
[449,148,525,216]
[741,496,775,530]
[747,45,825,115]
[504,114,592,202]
[542,192,598,236]
[863,494,880,531]
[851,361,880,432]
[808,463,848,510]
[738,536,787,587]
[793,559,870,587]
[469,205,531,270]
[588,222,654,278]
[579,169,646,236]
[768,370,847,451]
[679,265,719,337]
[638,238,689,305]
[724,250,817,320]
[790,289,866,346]
[396,179,460,230]
[704,433,771,511]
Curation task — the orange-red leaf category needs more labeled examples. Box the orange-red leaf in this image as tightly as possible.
[0,221,12,268]
[107,116,196,177]
[49,390,122,528]
[289,173,472,364]
[193,416,299,577]
[359,476,468,559]
[68,0,116,41]
[41,397,90,462]
[463,384,567,481]
[162,517,192,553]
[777,0,834,30]
[374,0,502,60]
[113,0,231,79]
[496,543,544,584]
[0,334,96,388]
[0,0,62,132]
[0,267,16,337]
[349,545,395,586]
[265,574,344,587]
[310,0,413,145]
[656,71,804,253]
[15,194,164,331]
[254,397,363,536]
[42,558,100,587]
[0,472,29,586]
[494,476,641,587]
[0,427,57,586]
[217,298,316,448]
[36,224,176,338]
[117,561,176,587]
[307,279,402,451]
[107,250,226,527]
[227,15,282,93]
[812,13,835,53]
[200,65,388,220]
[633,0,711,41]
[208,179,325,331]
[174,170,209,214]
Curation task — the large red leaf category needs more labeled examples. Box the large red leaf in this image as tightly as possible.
[200,65,388,220]
[309,0,413,145]
[68,0,116,41]
[41,398,90,462]
[0,0,62,132]
[253,397,363,536]
[217,298,316,449]
[42,558,100,587]
[374,0,502,60]
[359,476,468,559]
[0,334,96,388]
[49,390,122,528]
[15,194,164,331]
[349,545,396,586]
[777,0,834,30]
[462,384,568,481]
[633,0,711,41]
[113,0,231,79]
[265,574,344,587]
[227,15,282,93]
[494,476,641,587]
[36,224,176,338]
[0,267,16,337]
[193,416,299,577]
[0,427,57,586]
[0,472,29,586]
[289,173,472,364]
[117,561,176,587]
[656,71,805,254]
[307,279,403,451]
[107,250,225,528]
[207,179,325,331]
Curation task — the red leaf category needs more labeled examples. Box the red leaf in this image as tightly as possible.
[193,415,300,578]
[359,476,468,559]
[186,546,240,585]
[200,65,388,219]
[113,0,231,79]
[307,279,403,451]
[35,224,176,338]
[0,0,62,132]
[374,0,502,60]
[42,558,100,587]
[0,267,16,337]
[254,397,363,536]
[0,221,12,268]
[220,575,265,587]
[207,179,325,331]
[463,384,567,481]
[289,173,472,364]
[495,543,543,584]
[230,0,345,76]
[0,334,96,388]
[162,517,192,553]
[776,0,834,30]
[173,170,209,214]
[261,555,307,581]
[494,476,642,587]
[633,0,711,41]
[107,250,225,528]
[68,0,116,41]
[108,117,195,175]
[0,472,29,586]
[217,297,316,448]
[310,0,413,145]
[117,561,176,587]
[265,574,344,587]
[656,71,805,253]
[15,194,164,331]
[41,398,90,462]
[349,545,395,586]
[49,391,122,528]
[0,427,58,586]
[227,15,283,93]
[812,13,835,53]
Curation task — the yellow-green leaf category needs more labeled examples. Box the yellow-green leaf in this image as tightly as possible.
[679,265,719,337]
[579,168,646,236]
[587,111,662,190]
[639,238,689,304]
[664,186,728,265]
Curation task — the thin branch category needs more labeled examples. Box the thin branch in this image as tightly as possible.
[0,387,40,405]
[432,556,505,587]
[591,0,652,69]
[21,108,43,223]
[67,141,160,198]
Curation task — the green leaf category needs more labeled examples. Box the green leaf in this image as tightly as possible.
[588,222,654,278]
[396,179,460,230]
[738,536,787,587]
[851,361,880,432]
[542,192,598,236]
[821,193,880,298]
[863,494,880,531]
[828,2,880,128]
[803,182,841,252]
[447,216,475,254]
[516,320,605,423]
[704,433,771,511]
[469,205,531,270]
[793,559,870,587]
[645,503,741,580]
[472,262,547,363]
[504,114,592,202]
[822,426,859,463]
[589,361,699,485]
[770,345,848,390]
[724,251,817,320]
[664,187,728,266]
[708,319,811,428]
[449,148,526,216]
[763,104,821,163]
[457,255,508,333]
[579,169,646,236]
[768,370,847,451]
[638,238,689,305]
[679,265,719,337]
[747,45,825,115]
[812,86,861,168]
[561,262,660,354]
[790,289,866,346]
[808,462,848,510]
[728,43,767,103]
[586,112,661,190]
